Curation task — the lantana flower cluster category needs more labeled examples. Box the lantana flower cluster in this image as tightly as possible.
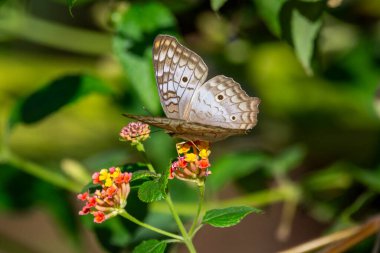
[77,167,132,223]
[119,122,150,145]
[170,141,211,183]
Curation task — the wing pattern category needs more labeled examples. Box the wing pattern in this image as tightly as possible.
[153,35,208,119]
[187,75,260,130]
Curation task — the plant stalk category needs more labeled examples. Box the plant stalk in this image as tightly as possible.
[119,210,183,241]
[165,194,197,253]
[189,182,205,237]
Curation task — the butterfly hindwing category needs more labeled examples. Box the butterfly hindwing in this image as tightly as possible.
[153,35,208,119]
[186,75,260,130]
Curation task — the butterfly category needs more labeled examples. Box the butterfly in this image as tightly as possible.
[123,34,260,142]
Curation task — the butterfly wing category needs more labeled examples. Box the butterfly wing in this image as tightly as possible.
[153,35,208,119]
[123,113,245,142]
[125,35,260,142]
[186,75,260,130]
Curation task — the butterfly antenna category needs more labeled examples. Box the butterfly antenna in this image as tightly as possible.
[175,141,187,157]
[150,129,163,135]
[190,141,201,151]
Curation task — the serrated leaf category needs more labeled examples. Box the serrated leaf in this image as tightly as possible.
[254,0,288,36]
[113,2,177,114]
[8,74,111,130]
[202,206,261,227]
[291,7,322,75]
[158,162,169,192]
[137,166,169,203]
[133,239,167,253]
[138,180,165,203]
[211,0,228,11]
[207,152,268,192]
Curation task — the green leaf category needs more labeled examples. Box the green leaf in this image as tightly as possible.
[254,0,288,36]
[202,206,261,227]
[138,166,169,203]
[8,74,111,130]
[133,239,167,253]
[290,6,322,75]
[138,180,162,202]
[255,0,324,74]
[211,0,228,11]
[207,152,268,192]
[113,2,177,114]
[138,179,165,203]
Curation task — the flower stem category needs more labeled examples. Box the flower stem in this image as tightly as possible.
[136,143,156,173]
[189,182,205,237]
[118,210,183,241]
[165,194,197,253]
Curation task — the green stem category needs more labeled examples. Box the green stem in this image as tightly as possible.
[136,143,155,173]
[189,182,205,237]
[165,194,197,253]
[119,210,183,241]
[164,239,182,244]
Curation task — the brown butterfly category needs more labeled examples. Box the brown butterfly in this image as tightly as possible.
[123,35,260,142]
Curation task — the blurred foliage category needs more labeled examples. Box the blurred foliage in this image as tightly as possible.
[0,0,380,252]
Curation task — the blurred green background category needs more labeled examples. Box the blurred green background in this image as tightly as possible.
[1,0,380,252]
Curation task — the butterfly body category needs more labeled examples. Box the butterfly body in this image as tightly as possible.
[123,114,246,142]
[124,35,260,142]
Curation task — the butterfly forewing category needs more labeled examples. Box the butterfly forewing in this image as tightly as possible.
[153,35,208,119]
